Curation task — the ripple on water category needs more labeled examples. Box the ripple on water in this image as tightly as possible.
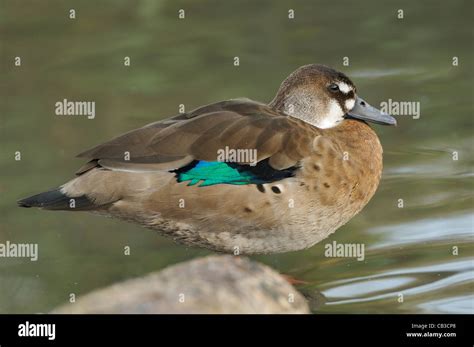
[418,295,474,314]
[367,214,473,249]
[350,68,423,79]
[320,259,474,311]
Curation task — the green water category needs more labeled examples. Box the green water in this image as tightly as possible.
[1,0,473,313]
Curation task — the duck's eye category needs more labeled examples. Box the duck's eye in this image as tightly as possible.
[328,83,339,92]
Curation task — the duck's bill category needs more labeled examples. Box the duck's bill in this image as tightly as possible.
[345,96,397,126]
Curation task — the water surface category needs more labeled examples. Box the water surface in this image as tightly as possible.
[1,0,473,313]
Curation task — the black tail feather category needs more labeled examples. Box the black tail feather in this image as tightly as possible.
[17,189,94,210]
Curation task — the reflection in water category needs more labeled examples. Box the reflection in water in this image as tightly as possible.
[321,260,473,310]
[369,214,473,248]
[1,0,473,313]
[350,68,424,79]
[418,295,474,314]
[324,276,415,299]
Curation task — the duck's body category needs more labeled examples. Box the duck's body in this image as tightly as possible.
[18,64,395,254]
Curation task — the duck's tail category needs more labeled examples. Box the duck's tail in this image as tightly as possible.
[17,168,165,212]
[17,188,94,210]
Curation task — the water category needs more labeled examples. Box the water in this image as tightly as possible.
[1,0,473,313]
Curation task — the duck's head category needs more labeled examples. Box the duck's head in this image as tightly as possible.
[269,64,397,129]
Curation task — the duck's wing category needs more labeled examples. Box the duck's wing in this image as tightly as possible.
[76,99,320,175]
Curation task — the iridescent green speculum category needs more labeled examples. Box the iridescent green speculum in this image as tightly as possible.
[177,161,263,187]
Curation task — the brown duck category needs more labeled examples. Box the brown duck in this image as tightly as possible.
[18,64,396,254]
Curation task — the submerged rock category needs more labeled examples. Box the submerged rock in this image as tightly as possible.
[53,255,309,314]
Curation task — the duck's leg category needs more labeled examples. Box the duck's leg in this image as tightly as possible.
[280,274,309,285]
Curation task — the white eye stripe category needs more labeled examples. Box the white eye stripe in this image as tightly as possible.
[337,82,352,94]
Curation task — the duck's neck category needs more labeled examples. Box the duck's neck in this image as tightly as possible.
[269,88,345,129]
[270,90,323,127]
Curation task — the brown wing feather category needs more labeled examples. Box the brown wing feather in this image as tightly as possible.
[75,99,320,174]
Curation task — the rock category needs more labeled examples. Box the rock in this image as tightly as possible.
[53,255,309,314]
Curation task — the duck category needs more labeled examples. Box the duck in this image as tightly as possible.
[18,64,396,254]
